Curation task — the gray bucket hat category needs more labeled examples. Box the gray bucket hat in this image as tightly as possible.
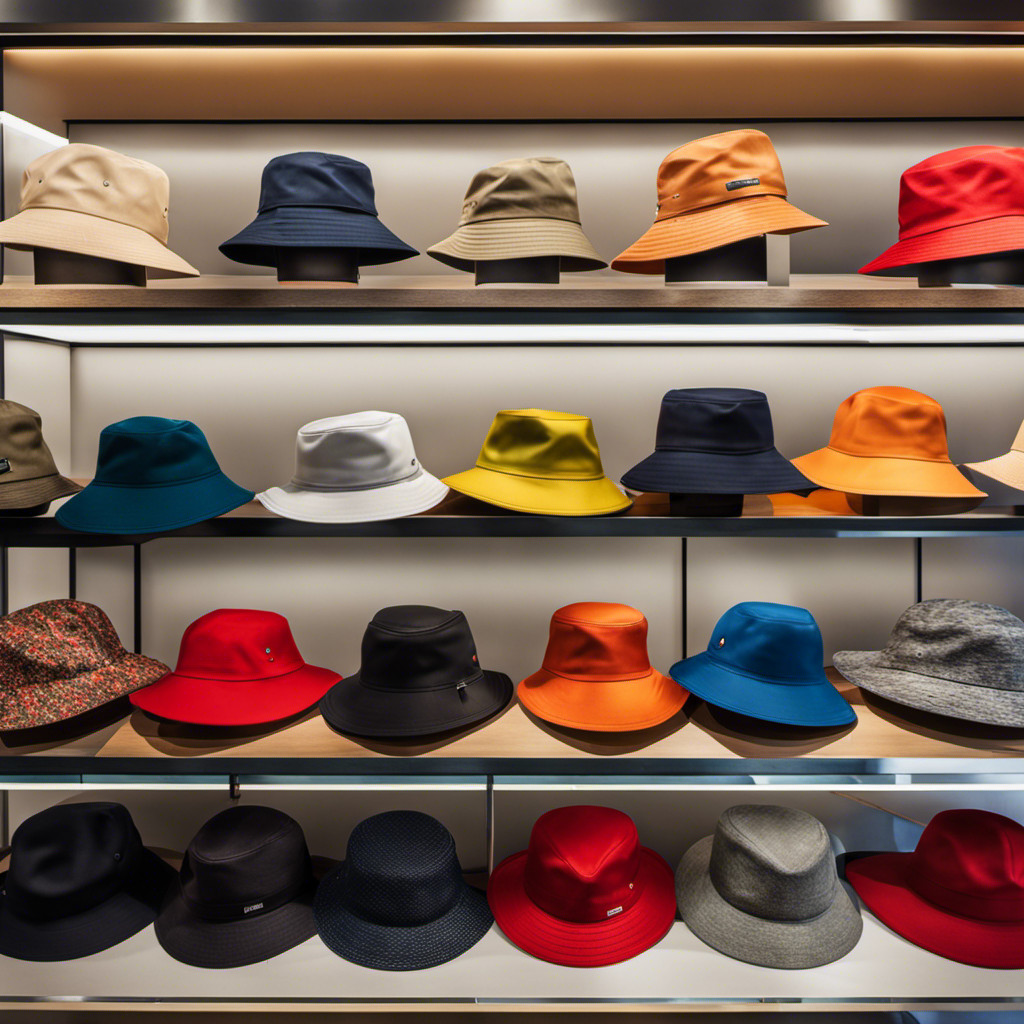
[676,804,862,969]
[833,599,1024,728]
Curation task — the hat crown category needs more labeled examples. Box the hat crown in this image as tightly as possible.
[654,388,776,454]
[5,802,143,921]
[654,130,787,222]
[258,152,377,216]
[705,602,824,685]
[876,599,1024,691]
[708,804,837,921]
[291,411,421,492]
[827,386,950,461]
[541,602,652,681]
[897,145,1024,241]
[459,157,582,226]
[173,608,305,682]
[180,805,312,922]
[359,605,483,692]
[341,810,465,925]
[92,417,223,487]
[909,809,1024,922]
[523,805,642,923]
[0,400,60,485]
[20,143,171,244]
[476,409,606,481]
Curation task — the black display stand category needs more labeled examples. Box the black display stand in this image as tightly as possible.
[276,247,360,285]
[0,501,49,517]
[475,256,560,285]
[847,493,984,516]
[33,248,146,286]
[665,235,767,284]
[668,493,745,516]
[917,252,1024,287]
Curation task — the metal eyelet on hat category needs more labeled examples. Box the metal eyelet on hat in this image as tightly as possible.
[102,180,110,187]
[718,637,726,647]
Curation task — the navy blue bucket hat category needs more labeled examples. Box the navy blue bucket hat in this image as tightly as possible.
[56,417,254,535]
[219,152,418,268]
[670,601,856,727]
[621,388,813,495]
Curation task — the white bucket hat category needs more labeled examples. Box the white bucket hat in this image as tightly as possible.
[257,412,448,524]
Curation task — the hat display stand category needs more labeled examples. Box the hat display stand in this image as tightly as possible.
[0,500,49,518]
[846,493,984,516]
[663,235,789,286]
[668,492,745,516]
[274,247,359,286]
[917,251,1024,287]
[959,463,1024,513]
[32,247,146,286]
[474,255,560,286]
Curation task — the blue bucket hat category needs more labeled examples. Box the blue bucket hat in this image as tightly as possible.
[670,601,856,727]
[56,417,254,535]
[219,152,418,268]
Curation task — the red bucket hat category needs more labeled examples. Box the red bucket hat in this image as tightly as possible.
[130,608,340,726]
[487,805,676,967]
[860,146,1024,275]
[846,808,1024,968]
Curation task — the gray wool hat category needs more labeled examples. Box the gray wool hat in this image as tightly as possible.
[833,598,1024,728]
[676,804,862,970]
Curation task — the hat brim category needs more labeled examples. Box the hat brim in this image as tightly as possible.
[0,207,199,277]
[859,214,1024,275]
[0,650,170,732]
[219,206,417,268]
[319,668,513,738]
[427,218,606,273]
[487,845,676,967]
[846,852,1024,968]
[0,847,175,961]
[0,473,81,510]
[792,447,984,499]
[621,447,813,496]
[442,466,631,517]
[676,835,862,969]
[517,667,687,732]
[314,865,493,970]
[833,649,1024,728]
[964,449,1024,492]
[256,471,448,524]
[129,662,341,726]
[55,473,254,535]
[669,650,856,728]
[611,195,826,275]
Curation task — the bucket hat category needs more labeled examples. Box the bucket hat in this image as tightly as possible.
[156,805,325,968]
[0,599,169,731]
[257,412,448,524]
[846,808,1024,968]
[0,801,175,961]
[0,143,198,277]
[0,400,80,511]
[518,602,687,732]
[793,387,983,499]
[130,608,340,726]
[612,130,826,274]
[443,409,631,517]
[621,388,813,495]
[488,804,675,967]
[670,601,856,728]
[964,415,1024,492]
[677,804,862,969]
[56,416,254,535]
[219,152,416,268]
[834,599,1024,727]
[860,146,1024,276]
[320,605,512,737]
[315,810,492,970]
[427,157,605,272]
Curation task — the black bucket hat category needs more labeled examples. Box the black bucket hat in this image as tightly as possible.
[314,809,493,970]
[156,805,326,969]
[319,605,513,737]
[621,388,813,495]
[219,152,418,268]
[0,801,175,961]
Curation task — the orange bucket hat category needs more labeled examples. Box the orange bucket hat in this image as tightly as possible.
[612,129,826,274]
[518,602,687,732]
[793,386,984,499]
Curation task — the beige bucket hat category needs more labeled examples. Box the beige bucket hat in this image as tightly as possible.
[428,157,606,272]
[0,143,198,277]
[964,418,1024,491]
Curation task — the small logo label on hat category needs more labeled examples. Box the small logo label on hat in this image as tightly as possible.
[0,459,10,474]
[243,902,264,914]
[726,177,760,191]
[606,906,623,917]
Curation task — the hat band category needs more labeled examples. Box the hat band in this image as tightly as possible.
[539,660,652,682]
[164,661,307,683]
[910,871,1024,923]
[458,212,584,228]
[654,188,787,223]
[290,465,422,492]
[258,201,377,217]
[357,668,487,694]
[875,654,1024,693]
[704,651,825,686]
[654,443,776,456]
[898,207,1024,242]
[825,445,950,465]
[715,874,837,924]
[91,467,226,489]
[180,869,310,922]
[474,461,604,483]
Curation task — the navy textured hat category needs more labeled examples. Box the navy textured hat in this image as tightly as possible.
[219,152,418,268]
[621,388,813,495]
[670,601,856,727]
[55,416,253,535]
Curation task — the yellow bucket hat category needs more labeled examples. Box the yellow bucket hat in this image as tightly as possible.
[443,409,631,516]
